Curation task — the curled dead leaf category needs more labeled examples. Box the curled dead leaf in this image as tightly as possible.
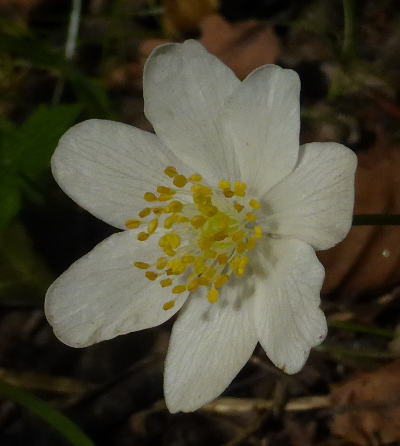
[331,360,400,445]
[320,144,400,298]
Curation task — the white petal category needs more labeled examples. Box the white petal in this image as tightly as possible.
[164,279,258,413]
[52,119,190,230]
[253,238,327,374]
[143,40,241,184]
[45,230,188,348]
[222,65,300,195]
[263,142,357,250]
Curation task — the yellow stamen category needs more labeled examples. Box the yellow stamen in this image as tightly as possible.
[160,278,173,287]
[217,254,229,265]
[144,192,157,202]
[234,203,244,213]
[219,180,231,191]
[187,278,199,292]
[137,232,149,241]
[145,271,158,281]
[172,285,186,294]
[214,275,229,288]
[164,166,177,178]
[189,174,202,182]
[157,257,168,269]
[173,175,188,188]
[191,215,206,228]
[249,199,261,210]
[157,186,174,195]
[254,226,263,239]
[234,181,247,197]
[245,212,257,222]
[208,288,219,303]
[125,219,141,229]
[138,208,151,218]
[147,219,158,234]
[134,262,150,269]
[163,300,175,310]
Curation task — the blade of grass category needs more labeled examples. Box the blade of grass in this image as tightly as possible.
[0,380,96,446]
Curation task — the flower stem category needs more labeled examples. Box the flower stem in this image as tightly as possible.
[342,0,355,59]
[352,214,400,225]
[328,320,394,339]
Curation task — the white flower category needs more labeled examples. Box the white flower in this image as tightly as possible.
[45,40,357,413]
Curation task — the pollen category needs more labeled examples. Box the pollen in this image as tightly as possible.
[128,165,264,310]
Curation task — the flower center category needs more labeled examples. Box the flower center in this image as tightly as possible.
[125,166,263,310]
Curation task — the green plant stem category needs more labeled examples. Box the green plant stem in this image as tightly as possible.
[52,0,82,104]
[0,380,95,446]
[328,320,394,339]
[317,344,398,360]
[342,0,355,59]
[353,214,400,225]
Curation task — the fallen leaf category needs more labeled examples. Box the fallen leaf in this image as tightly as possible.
[199,14,280,79]
[320,143,400,297]
[162,0,219,38]
[331,360,400,445]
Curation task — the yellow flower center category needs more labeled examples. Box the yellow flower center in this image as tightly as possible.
[125,167,263,310]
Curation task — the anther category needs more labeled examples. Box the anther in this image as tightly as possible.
[254,226,263,239]
[207,287,219,304]
[134,262,150,269]
[245,212,257,222]
[219,180,231,191]
[163,300,175,310]
[234,203,244,213]
[189,174,202,182]
[147,219,158,234]
[138,208,151,218]
[234,181,247,197]
[145,271,158,281]
[173,175,188,188]
[160,278,173,287]
[137,232,149,241]
[125,219,141,229]
[157,257,168,269]
[157,186,174,195]
[249,199,261,210]
[172,285,187,294]
[144,192,157,202]
[164,166,177,178]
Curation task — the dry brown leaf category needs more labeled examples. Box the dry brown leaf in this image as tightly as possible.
[162,0,219,38]
[200,14,280,80]
[133,14,280,89]
[320,144,400,297]
[331,360,400,445]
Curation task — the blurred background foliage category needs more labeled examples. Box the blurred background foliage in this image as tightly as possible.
[1,0,400,445]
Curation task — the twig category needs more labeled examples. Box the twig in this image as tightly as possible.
[52,0,82,104]
[202,395,331,415]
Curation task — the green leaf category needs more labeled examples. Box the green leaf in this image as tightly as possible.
[16,104,82,179]
[0,173,20,231]
[0,380,96,446]
[0,222,53,303]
